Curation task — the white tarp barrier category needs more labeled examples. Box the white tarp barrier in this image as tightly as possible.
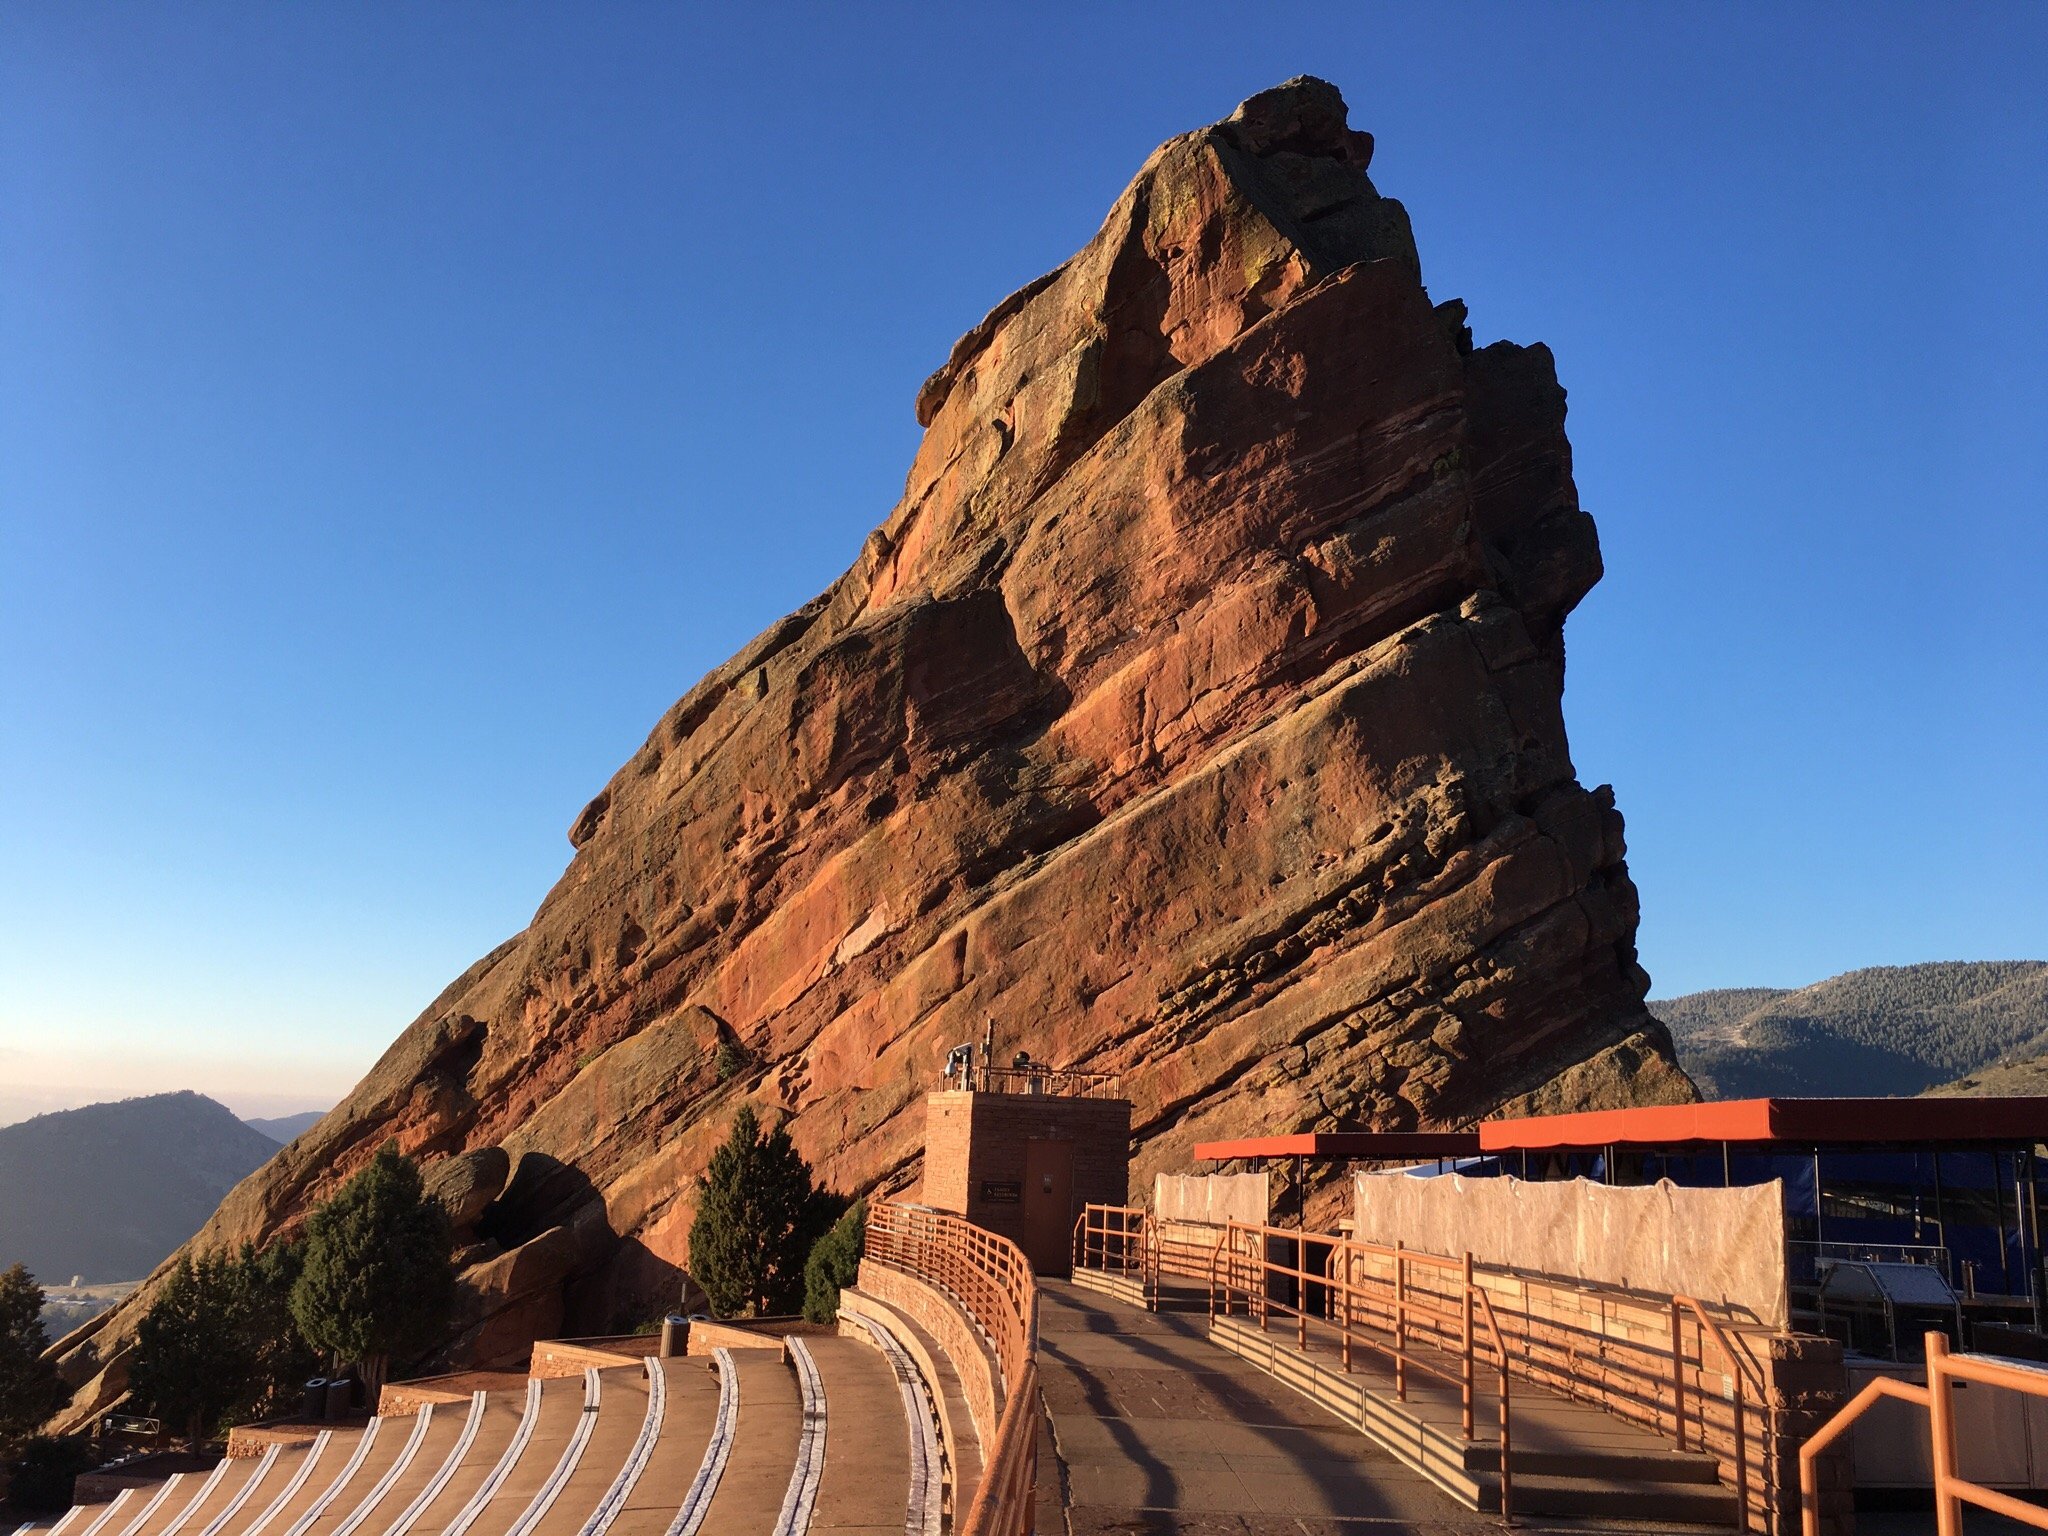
[1155,1171,1268,1226]
[1352,1172,1789,1327]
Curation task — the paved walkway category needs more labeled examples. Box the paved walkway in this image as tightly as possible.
[1030,1282,2031,1536]
[1036,1280,1531,1535]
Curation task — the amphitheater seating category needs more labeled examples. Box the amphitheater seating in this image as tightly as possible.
[22,1323,949,1536]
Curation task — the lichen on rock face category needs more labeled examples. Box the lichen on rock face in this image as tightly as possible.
[48,75,1692,1404]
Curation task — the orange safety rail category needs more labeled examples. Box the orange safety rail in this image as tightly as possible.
[959,1358,1039,1536]
[866,1201,1040,1536]
[1210,1223,1491,1426]
[1072,1204,1147,1283]
[1672,1294,1765,1528]
[1203,1220,1775,1531]
[1800,1332,2048,1536]
[1073,1205,1231,1308]
[1151,1220,1226,1288]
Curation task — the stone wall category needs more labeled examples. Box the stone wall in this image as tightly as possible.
[921,1091,1130,1268]
[528,1335,655,1378]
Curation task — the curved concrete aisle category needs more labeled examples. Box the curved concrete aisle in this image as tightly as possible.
[452,1374,582,1536]
[29,1322,961,1536]
[161,1456,265,1536]
[802,1337,911,1536]
[524,1368,641,1536]
[332,1406,466,1536]
[694,1351,799,1536]
[403,1391,528,1536]
[329,1407,443,1536]
[236,1437,334,1536]
[199,1446,297,1536]
[293,1423,411,1536]
[605,1358,721,1536]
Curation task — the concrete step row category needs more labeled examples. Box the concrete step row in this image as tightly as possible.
[23,1328,949,1536]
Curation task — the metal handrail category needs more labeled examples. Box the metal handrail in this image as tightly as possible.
[1799,1331,2048,1536]
[1205,1220,1511,1517]
[1196,1220,1789,1530]
[866,1201,1040,1536]
[958,1359,1040,1536]
[1797,1373,1931,1536]
[1072,1204,1147,1285]
[1473,1286,1514,1519]
[1672,1293,1765,1528]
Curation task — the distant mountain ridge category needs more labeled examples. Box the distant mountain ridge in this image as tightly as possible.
[0,1091,281,1286]
[244,1110,326,1143]
[1652,961,2048,1099]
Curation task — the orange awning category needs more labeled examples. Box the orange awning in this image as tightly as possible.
[1192,1131,1483,1161]
[1475,1097,2048,1152]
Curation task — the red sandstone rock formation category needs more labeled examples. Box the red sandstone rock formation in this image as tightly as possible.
[48,76,1690,1409]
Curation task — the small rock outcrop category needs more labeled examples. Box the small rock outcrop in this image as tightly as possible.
[48,76,1691,1402]
[424,1145,510,1234]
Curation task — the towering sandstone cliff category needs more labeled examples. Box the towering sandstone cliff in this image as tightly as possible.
[51,77,1690,1406]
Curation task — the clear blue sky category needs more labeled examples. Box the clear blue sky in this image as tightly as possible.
[2,4,2043,1121]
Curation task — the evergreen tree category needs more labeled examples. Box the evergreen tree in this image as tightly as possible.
[239,1241,320,1420]
[127,1252,253,1448]
[689,1107,841,1317]
[126,1244,320,1449]
[290,1144,454,1396]
[802,1199,867,1324]
[0,1264,64,1458]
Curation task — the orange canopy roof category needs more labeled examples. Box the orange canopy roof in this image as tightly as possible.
[1476,1097,2048,1152]
[1192,1131,1482,1161]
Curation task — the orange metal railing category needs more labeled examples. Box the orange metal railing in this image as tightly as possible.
[1072,1203,1227,1306]
[866,1201,1040,1536]
[1073,1204,1148,1286]
[1070,1214,1776,1531]
[1672,1294,1765,1527]
[1207,1219,1514,1511]
[1799,1331,2048,1536]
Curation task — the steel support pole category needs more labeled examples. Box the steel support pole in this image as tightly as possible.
[1927,1332,1963,1536]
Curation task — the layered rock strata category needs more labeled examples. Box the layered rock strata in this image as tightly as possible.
[49,76,1690,1409]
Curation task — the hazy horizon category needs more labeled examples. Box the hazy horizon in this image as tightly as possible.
[4,5,2043,1111]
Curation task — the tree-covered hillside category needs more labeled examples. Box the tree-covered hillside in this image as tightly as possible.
[1652,961,2048,1099]
[0,1092,280,1287]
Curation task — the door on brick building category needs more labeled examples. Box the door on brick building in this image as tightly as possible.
[1022,1138,1075,1274]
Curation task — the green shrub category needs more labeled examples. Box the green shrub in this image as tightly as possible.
[7,1436,95,1511]
[126,1242,313,1449]
[714,1040,752,1083]
[802,1199,866,1324]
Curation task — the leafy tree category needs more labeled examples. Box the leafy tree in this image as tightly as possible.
[239,1241,320,1420]
[689,1107,841,1317]
[802,1199,866,1324]
[0,1265,64,1458]
[290,1144,454,1397]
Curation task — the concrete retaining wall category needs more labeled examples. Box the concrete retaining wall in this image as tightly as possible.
[855,1257,1001,1449]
